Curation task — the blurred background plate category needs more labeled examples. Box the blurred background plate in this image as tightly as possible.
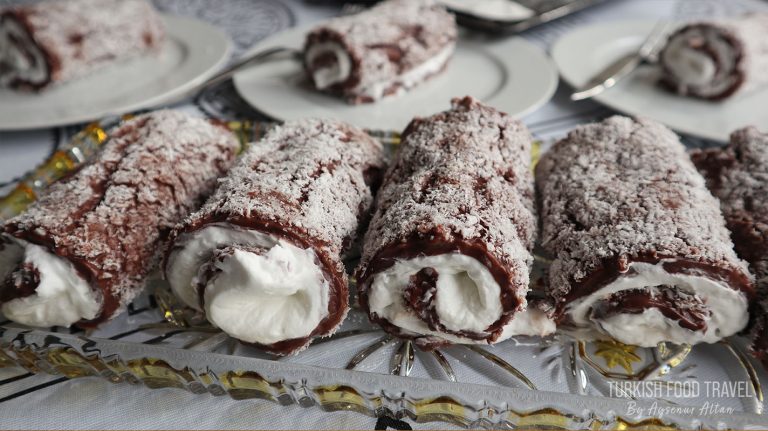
[232,26,558,131]
[0,15,231,131]
[552,20,768,142]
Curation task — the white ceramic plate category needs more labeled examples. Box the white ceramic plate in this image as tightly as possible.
[0,15,231,131]
[552,20,768,142]
[232,27,558,131]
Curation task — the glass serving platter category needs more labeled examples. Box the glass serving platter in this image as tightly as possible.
[2,271,767,429]
[1,119,768,429]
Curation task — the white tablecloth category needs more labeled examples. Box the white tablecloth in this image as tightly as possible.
[1,0,766,428]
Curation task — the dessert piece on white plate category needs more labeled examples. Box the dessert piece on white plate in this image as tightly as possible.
[303,0,457,104]
[658,13,768,100]
[0,0,164,91]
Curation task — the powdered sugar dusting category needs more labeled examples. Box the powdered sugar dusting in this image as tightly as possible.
[358,96,536,303]
[180,119,385,259]
[536,116,750,300]
[3,110,239,322]
[1,0,164,89]
[693,127,768,286]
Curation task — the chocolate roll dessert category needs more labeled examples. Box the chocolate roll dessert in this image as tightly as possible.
[303,0,457,104]
[0,0,164,91]
[0,111,239,328]
[536,116,754,347]
[691,127,768,360]
[356,97,555,348]
[658,13,768,100]
[164,119,385,355]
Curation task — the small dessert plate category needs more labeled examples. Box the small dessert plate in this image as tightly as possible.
[232,27,558,131]
[0,15,231,131]
[553,20,768,142]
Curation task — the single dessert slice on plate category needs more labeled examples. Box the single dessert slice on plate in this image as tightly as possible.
[0,111,239,328]
[303,0,457,104]
[536,116,753,347]
[164,119,386,355]
[356,96,555,349]
[0,0,165,91]
[658,13,768,100]
[691,127,768,362]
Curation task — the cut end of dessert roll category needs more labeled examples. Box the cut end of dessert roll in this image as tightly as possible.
[658,13,768,101]
[562,255,751,347]
[1,0,165,91]
[0,236,101,327]
[659,23,744,100]
[166,223,334,349]
[304,40,353,91]
[0,13,50,89]
[362,241,554,345]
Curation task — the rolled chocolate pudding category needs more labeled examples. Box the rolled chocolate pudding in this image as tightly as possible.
[356,96,555,347]
[692,127,768,361]
[303,0,457,104]
[536,116,753,347]
[0,111,239,328]
[0,0,164,90]
[165,119,385,355]
[658,13,768,100]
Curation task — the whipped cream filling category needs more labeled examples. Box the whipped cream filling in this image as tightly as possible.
[358,43,455,102]
[368,253,551,343]
[0,18,47,86]
[661,27,738,96]
[166,223,330,345]
[0,236,100,327]
[565,261,748,347]
[305,41,353,90]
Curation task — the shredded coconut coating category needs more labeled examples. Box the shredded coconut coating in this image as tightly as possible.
[170,118,385,354]
[304,0,456,104]
[357,96,537,336]
[659,13,768,99]
[692,127,768,287]
[2,110,239,326]
[536,116,752,306]
[1,0,164,90]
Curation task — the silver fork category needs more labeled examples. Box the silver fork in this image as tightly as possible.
[570,20,673,101]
